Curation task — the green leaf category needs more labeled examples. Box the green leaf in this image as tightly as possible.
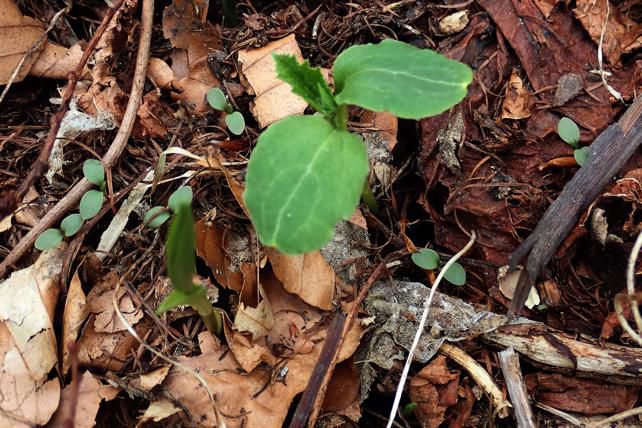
[225,111,245,135]
[401,402,418,416]
[166,203,196,293]
[83,159,105,186]
[411,249,440,270]
[35,228,63,250]
[79,190,103,220]
[558,117,580,147]
[156,286,207,314]
[443,262,466,286]
[168,186,193,213]
[333,39,473,119]
[144,206,171,228]
[207,87,228,111]
[574,147,589,166]
[244,115,369,254]
[60,214,83,237]
[274,54,337,116]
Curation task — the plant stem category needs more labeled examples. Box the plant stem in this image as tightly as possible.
[331,104,348,130]
[361,181,379,214]
[189,295,223,336]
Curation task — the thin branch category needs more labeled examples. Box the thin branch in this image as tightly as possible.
[498,347,533,427]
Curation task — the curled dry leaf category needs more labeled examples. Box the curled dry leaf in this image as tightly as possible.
[501,70,532,120]
[224,321,275,373]
[410,355,460,428]
[49,372,119,428]
[439,11,470,35]
[62,271,91,374]
[157,273,363,427]
[267,249,336,310]
[321,358,361,421]
[138,399,181,425]
[0,245,65,427]
[498,265,540,309]
[0,0,44,84]
[134,366,171,392]
[146,57,174,89]
[238,34,308,127]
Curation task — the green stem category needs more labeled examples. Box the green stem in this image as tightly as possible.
[331,104,348,130]
[191,297,223,336]
[361,181,379,214]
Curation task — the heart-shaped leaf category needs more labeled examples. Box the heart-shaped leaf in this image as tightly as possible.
[574,146,589,166]
[60,213,83,237]
[333,39,473,119]
[144,206,171,228]
[244,115,369,254]
[207,87,228,111]
[35,228,63,250]
[558,117,580,147]
[83,159,105,186]
[444,262,466,286]
[166,203,196,293]
[411,249,440,270]
[225,111,245,135]
[79,190,104,220]
[168,186,193,213]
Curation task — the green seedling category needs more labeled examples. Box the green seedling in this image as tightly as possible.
[156,201,222,335]
[35,159,106,251]
[244,39,473,254]
[411,248,467,286]
[401,402,418,416]
[207,87,245,135]
[557,117,589,166]
[144,185,193,229]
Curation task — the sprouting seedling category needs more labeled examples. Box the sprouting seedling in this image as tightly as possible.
[207,87,245,136]
[243,39,473,255]
[35,159,106,250]
[557,117,589,166]
[156,198,222,335]
[143,185,193,229]
[411,248,467,286]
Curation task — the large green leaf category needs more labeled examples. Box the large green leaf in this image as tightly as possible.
[166,203,196,293]
[244,115,368,254]
[333,39,473,119]
[274,54,337,117]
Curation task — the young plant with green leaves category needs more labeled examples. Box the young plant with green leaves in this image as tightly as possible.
[144,185,193,229]
[558,117,589,166]
[35,159,106,250]
[207,87,245,136]
[243,39,473,255]
[411,248,467,286]
[157,197,222,335]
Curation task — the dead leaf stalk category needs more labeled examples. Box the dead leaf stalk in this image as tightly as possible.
[615,229,642,346]
[386,232,476,428]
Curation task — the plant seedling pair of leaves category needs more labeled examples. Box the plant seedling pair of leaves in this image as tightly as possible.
[411,248,467,286]
[156,198,222,335]
[35,159,106,250]
[207,87,245,135]
[243,39,473,255]
[558,117,589,166]
[144,186,193,228]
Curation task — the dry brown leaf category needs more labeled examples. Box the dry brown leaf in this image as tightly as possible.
[138,399,181,425]
[501,70,532,119]
[135,366,170,391]
[146,57,174,89]
[62,271,90,374]
[224,321,275,373]
[163,0,221,113]
[88,271,143,333]
[0,246,65,427]
[136,89,178,138]
[29,41,84,80]
[322,358,361,421]
[497,266,540,309]
[267,249,335,310]
[574,0,642,65]
[410,355,460,428]
[238,34,308,128]
[49,372,119,428]
[439,11,469,35]
[158,272,363,427]
[234,298,274,341]
[0,0,45,84]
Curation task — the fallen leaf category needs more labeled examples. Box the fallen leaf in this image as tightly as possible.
[62,271,91,374]
[410,355,460,428]
[138,399,181,425]
[234,298,274,341]
[238,34,308,127]
[146,57,174,89]
[0,0,45,84]
[267,249,335,310]
[136,89,178,138]
[501,69,532,119]
[498,266,540,309]
[89,271,143,333]
[322,358,361,421]
[439,11,469,35]
[224,321,275,372]
[0,245,65,427]
[136,366,171,391]
[49,372,119,428]
[29,41,84,80]
[574,0,642,65]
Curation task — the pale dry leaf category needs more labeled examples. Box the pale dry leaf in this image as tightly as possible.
[29,41,84,80]
[146,57,174,89]
[62,271,91,375]
[89,271,143,333]
[501,70,532,120]
[224,321,275,372]
[498,265,540,309]
[0,212,11,232]
[138,399,181,425]
[267,249,335,310]
[0,245,65,427]
[234,298,274,341]
[159,273,363,427]
[137,366,170,391]
[238,34,308,127]
[0,0,45,84]
[49,371,119,428]
[439,10,469,35]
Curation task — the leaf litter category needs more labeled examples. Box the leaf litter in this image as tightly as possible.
[0,0,642,426]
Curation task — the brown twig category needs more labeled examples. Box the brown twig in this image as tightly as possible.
[0,0,126,218]
[498,347,534,427]
[0,0,152,279]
